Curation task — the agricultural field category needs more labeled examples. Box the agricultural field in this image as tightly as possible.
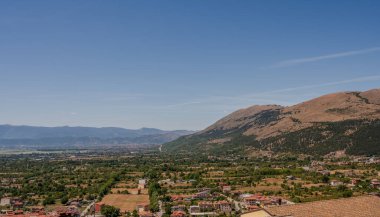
[100,194,149,212]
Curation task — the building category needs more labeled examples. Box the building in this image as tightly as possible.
[138,179,147,189]
[222,185,231,193]
[241,209,272,217]
[171,205,186,212]
[244,195,265,206]
[351,178,360,185]
[243,194,282,207]
[214,201,232,213]
[138,211,154,217]
[94,203,105,213]
[170,211,186,217]
[138,179,147,185]
[0,198,11,206]
[246,205,261,212]
[199,201,214,212]
[192,190,210,199]
[136,204,149,213]
[330,180,344,186]
[371,179,380,189]
[286,175,296,180]
[189,206,200,214]
[264,195,380,217]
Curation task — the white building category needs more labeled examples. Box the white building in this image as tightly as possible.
[0,198,11,206]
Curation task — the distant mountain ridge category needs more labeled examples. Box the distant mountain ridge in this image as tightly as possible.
[0,125,190,139]
[163,89,380,156]
[0,125,194,148]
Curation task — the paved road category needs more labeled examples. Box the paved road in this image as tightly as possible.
[219,193,241,212]
[81,201,95,217]
[156,200,164,217]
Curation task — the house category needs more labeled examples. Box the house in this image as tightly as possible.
[241,209,272,217]
[214,201,232,213]
[350,178,360,186]
[243,195,264,206]
[69,201,81,208]
[239,193,254,200]
[138,179,147,189]
[55,206,80,217]
[189,205,200,214]
[243,194,283,207]
[138,211,154,217]
[94,202,105,213]
[30,206,45,213]
[330,180,344,187]
[158,179,175,186]
[199,201,214,212]
[0,198,11,206]
[264,195,380,217]
[246,205,261,211]
[12,201,23,209]
[171,194,192,202]
[208,171,224,177]
[318,170,331,176]
[171,205,186,212]
[192,190,210,199]
[222,185,231,193]
[371,179,380,189]
[170,211,186,217]
[136,204,149,213]
[286,175,296,180]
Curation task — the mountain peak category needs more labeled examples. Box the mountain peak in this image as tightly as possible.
[164,88,380,156]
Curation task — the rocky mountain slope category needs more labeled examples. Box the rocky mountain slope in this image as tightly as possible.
[163,89,380,156]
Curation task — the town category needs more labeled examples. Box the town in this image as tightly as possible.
[1,149,380,217]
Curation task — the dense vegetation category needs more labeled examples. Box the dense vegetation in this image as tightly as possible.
[164,120,380,156]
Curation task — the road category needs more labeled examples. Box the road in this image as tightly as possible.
[81,201,95,217]
[219,193,241,212]
[156,200,164,217]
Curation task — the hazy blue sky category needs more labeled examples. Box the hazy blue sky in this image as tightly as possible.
[1,0,380,130]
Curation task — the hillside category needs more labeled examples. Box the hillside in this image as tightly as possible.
[163,89,380,156]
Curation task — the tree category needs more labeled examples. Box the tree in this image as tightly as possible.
[132,210,139,217]
[101,205,121,217]
[322,175,330,183]
[150,191,159,212]
[60,196,69,205]
[43,197,55,206]
[164,204,172,215]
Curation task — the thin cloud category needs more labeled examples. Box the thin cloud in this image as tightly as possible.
[111,75,380,111]
[195,75,380,105]
[269,47,380,68]
[260,75,380,94]
[164,101,202,108]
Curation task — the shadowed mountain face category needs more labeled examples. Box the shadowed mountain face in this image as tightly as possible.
[0,125,193,148]
[163,89,380,156]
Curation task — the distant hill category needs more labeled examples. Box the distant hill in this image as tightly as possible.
[0,125,193,148]
[163,89,380,156]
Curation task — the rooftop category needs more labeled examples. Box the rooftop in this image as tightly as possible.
[265,195,380,217]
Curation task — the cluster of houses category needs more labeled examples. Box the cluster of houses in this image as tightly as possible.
[239,193,291,211]
[0,198,24,210]
[169,200,233,217]
[167,192,291,216]
[0,207,80,217]
[167,187,235,216]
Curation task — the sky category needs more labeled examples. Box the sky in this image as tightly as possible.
[0,0,380,130]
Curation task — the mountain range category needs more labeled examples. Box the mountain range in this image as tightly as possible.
[163,89,380,156]
[0,125,193,148]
